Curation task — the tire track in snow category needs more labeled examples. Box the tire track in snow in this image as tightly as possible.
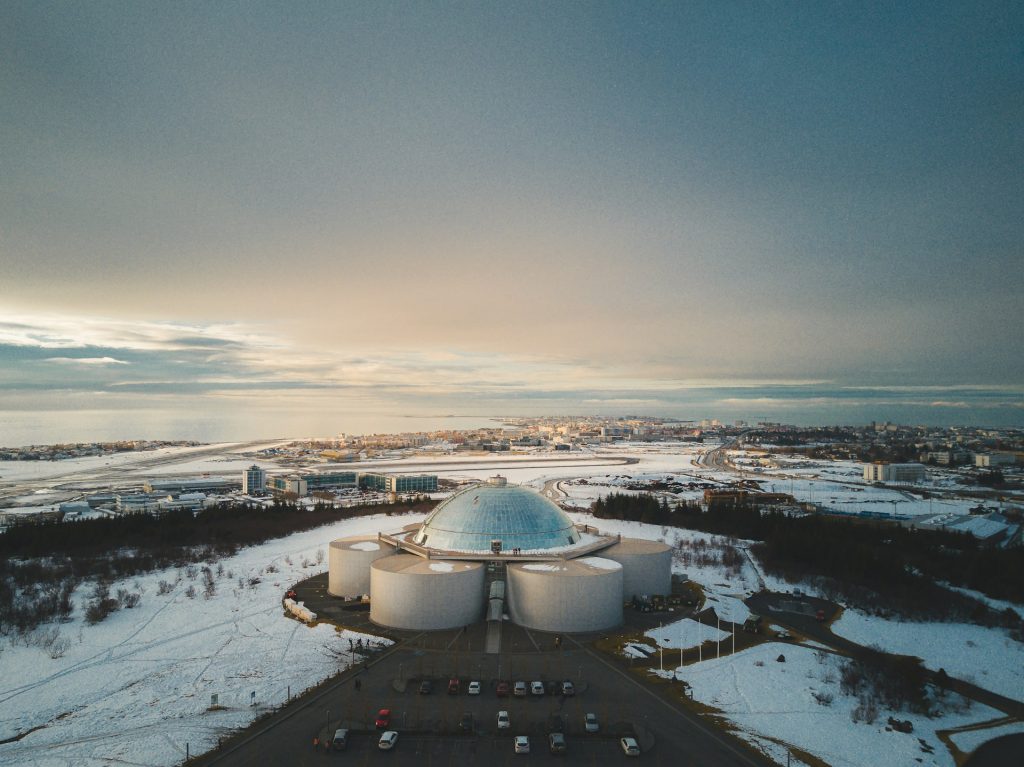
[0,603,279,705]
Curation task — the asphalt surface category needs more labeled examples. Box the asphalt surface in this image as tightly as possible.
[192,623,774,767]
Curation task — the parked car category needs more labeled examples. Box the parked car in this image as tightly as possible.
[467,680,481,695]
[496,680,510,697]
[448,678,460,695]
[375,708,391,729]
[497,710,510,730]
[548,732,567,754]
[513,681,527,697]
[620,736,640,756]
[378,731,398,750]
[530,681,545,696]
[584,713,599,733]
[561,680,575,696]
[331,728,349,750]
[459,712,473,732]
[419,679,433,694]
[514,735,530,754]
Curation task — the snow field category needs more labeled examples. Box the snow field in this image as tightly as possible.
[0,512,423,767]
[669,642,1000,767]
[646,617,729,649]
[831,608,1024,702]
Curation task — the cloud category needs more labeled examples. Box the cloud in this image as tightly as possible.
[45,356,129,366]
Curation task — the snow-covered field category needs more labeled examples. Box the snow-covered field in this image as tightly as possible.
[832,609,1024,701]
[0,512,423,767]
[646,617,729,649]
[728,450,987,517]
[669,642,1000,767]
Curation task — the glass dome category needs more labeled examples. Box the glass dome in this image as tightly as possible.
[413,482,580,552]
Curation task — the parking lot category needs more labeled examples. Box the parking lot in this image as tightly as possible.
[196,626,772,767]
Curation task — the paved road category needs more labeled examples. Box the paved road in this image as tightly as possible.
[192,627,774,767]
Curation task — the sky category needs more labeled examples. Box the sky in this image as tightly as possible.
[2,1,1022,438]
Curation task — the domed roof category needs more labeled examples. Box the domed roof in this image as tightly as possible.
[413,480,580,553]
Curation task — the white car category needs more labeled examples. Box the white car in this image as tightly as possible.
[530,680,544,696]
[620,736,640,756]
[497,710,510,730]
[467,680,481,695]
[584,713,599,733]
[378,731,399,750]
[514,735,530,754]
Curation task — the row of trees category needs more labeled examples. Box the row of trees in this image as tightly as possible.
[591,492,1024,624]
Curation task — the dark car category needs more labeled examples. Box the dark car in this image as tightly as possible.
[496,680,510,697]
[548,733,566,755]
[459,712,474,732]
[419,679,433,694]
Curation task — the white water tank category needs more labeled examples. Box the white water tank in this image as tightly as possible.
[369,554,485,630]
[328,536,394,597]
[507,557,623,633]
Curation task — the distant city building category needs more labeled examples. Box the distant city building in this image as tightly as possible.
[144,478,239,493]
[242,465,266,494]
[358,472,437,493]
[863,462,926,484]
[303,471,358,489]
[975,452,1018,468]
[268,476,308,496]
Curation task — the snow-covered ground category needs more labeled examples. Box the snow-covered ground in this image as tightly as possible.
[0,442,266,483]
[0,512,423,767]
[670,642,1001,767]
[727,450,993,517]
[832,609,1024,702]
[646,617,729,649]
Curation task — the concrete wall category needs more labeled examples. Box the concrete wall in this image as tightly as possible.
[327,536,394,597]
[369,555,485,630]
[507,558,623,633]
[600,538,673,600]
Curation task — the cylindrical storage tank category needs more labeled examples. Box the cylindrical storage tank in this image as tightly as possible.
[600,538,673,601]
[370,554,485,630]
[328,536,395,597]
[507,557,623,633]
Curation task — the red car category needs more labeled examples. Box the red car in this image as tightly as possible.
[375,708,391,729]
[447,678,460,695]
[496,681,510,697]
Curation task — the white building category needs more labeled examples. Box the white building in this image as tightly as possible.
[863,462,926,484]
[242,464,266,494]
[328,477,672,633]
